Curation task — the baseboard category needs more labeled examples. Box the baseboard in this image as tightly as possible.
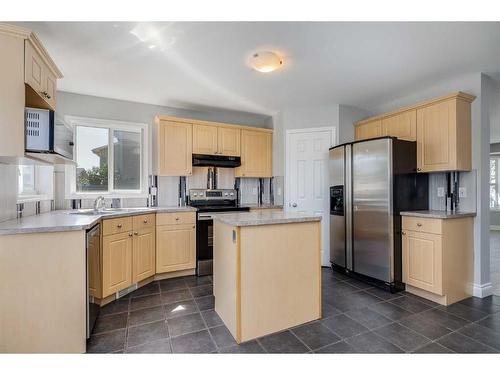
[490,225,500,231]
[472,282,493,298]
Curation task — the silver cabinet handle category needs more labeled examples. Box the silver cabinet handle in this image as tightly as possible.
[134,231,138,235]
[117,224,122,228]
[128,232,133,237]
[402,231,406,235]
[417,223,422,227]
[175,217,179,221]
[143,219,148,223]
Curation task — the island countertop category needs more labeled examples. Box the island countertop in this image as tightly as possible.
[0,206,197,235]
[400,210,476,219]
[213,210,321,227]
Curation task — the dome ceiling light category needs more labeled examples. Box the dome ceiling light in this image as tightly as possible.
[249,51,284,73]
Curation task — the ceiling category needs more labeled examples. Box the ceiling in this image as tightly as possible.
[15,22,500,116]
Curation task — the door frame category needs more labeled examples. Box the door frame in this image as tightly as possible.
[285,126,337,266]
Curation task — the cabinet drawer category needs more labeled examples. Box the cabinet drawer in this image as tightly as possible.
[133,213,156,230]
[156,212,196,226]
[103,216,133,236]
[402,216,442,235]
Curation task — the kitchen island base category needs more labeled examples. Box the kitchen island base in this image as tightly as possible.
[214,220,321,343]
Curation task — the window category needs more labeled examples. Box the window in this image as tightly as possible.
[17,165,54,201]
[68,116,148,196]
[491,155,500,209]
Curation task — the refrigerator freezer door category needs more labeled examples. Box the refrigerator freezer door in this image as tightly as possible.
[329,147,345,267]
[352,138,393,283]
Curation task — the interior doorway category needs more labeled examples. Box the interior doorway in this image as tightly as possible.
[285,126,337,266]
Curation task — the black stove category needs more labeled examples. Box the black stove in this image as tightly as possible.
[188,189,250,276]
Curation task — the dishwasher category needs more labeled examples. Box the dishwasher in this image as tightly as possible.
[86,223,101,338]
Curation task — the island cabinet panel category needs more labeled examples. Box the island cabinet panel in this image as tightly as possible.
[132,227,156,283]
[217,126,241,156]
[156,224,196,273]
[214,220,321,343]
[354,119,382,141]
[158,120,193,176]
[102,232,133,298]
[193,124,218,155]
[235,129,272,178]
[381,110,416,141]
[402,216,473,305]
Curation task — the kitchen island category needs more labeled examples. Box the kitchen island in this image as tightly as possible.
[213,211,322,343]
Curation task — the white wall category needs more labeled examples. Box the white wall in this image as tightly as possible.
[338,104,371,143]
[368,72,491,297]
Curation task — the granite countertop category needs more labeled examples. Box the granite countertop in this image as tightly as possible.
[246,204,284,210]
[213,210,321,227]
[0,206,197,235]
[400,210,476,219]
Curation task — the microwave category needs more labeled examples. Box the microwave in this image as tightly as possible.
[25,107,74,160]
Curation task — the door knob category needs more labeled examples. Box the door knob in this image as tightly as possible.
[292,203,297,208]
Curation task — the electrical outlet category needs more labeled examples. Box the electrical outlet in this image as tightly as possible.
[459,187,467,198]
[437,187,445,197]
[252,187,258,195]
[277,187,282,195]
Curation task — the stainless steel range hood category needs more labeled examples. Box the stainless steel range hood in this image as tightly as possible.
[192,154,241,168]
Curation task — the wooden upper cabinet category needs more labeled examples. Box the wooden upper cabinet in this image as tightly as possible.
[193,124,218,155]
[158,120,193,176]
[416,96,472,172]
[235,129,272,178]
[192,124,241,156]
[354,119,382,141]
[24,40,60,111]
[217,126,241,156]
[382,110,416,141]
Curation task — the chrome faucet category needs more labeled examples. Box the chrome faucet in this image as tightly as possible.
[93,196,105,212]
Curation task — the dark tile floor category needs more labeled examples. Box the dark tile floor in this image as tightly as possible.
[87,268,500,354]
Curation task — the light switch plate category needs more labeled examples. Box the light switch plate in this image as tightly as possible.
[252,187,258,195]
[459,187,467,198]
[437,187,445,197]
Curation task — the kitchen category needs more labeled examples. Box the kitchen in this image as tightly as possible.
[1,10,500,363]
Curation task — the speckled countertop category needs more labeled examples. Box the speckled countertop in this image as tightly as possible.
[0,206,197,235]
[400,210,476,219]
[246,204,284,210]
[213,210,321,227]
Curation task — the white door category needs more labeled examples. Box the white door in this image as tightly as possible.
[286,127,336,266]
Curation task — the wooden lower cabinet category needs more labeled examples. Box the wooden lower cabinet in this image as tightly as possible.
[102,232,133,298]
[402,216,473,306]
[156,224,196,273]
[132,227,156,283]
[402,230,442,295]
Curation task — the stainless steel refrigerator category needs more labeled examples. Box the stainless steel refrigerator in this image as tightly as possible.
[329,137,428,291]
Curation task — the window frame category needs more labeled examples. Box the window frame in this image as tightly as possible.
[65,116,150,199]
[491,154,500,210]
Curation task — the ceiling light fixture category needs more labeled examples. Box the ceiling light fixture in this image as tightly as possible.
[249,51,283,73]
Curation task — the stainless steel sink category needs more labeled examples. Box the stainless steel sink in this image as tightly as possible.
[68,208,125,216]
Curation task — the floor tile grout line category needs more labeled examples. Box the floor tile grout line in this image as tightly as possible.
[288,328,314,352]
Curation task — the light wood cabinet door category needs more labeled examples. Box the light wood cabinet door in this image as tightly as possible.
[158,121,192,176]
[218,126,241,156]
[416,100,454,172]
[235,130,272,177]
[402,230,443,295]
[382,110,416,141]
[193,124,218,155]
[132,227,156,283]
[24,41,57,110]
[354,120,382,141]
[156,224,196,273]
[102,232,133,298]
[25,41,44,94]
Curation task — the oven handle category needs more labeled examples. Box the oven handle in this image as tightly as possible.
[198,215,214,221]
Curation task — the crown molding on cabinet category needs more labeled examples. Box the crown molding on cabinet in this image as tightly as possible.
[0,23,63,79]
[355,91,476,126]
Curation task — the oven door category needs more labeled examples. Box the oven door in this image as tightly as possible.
[196,214,214,276]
